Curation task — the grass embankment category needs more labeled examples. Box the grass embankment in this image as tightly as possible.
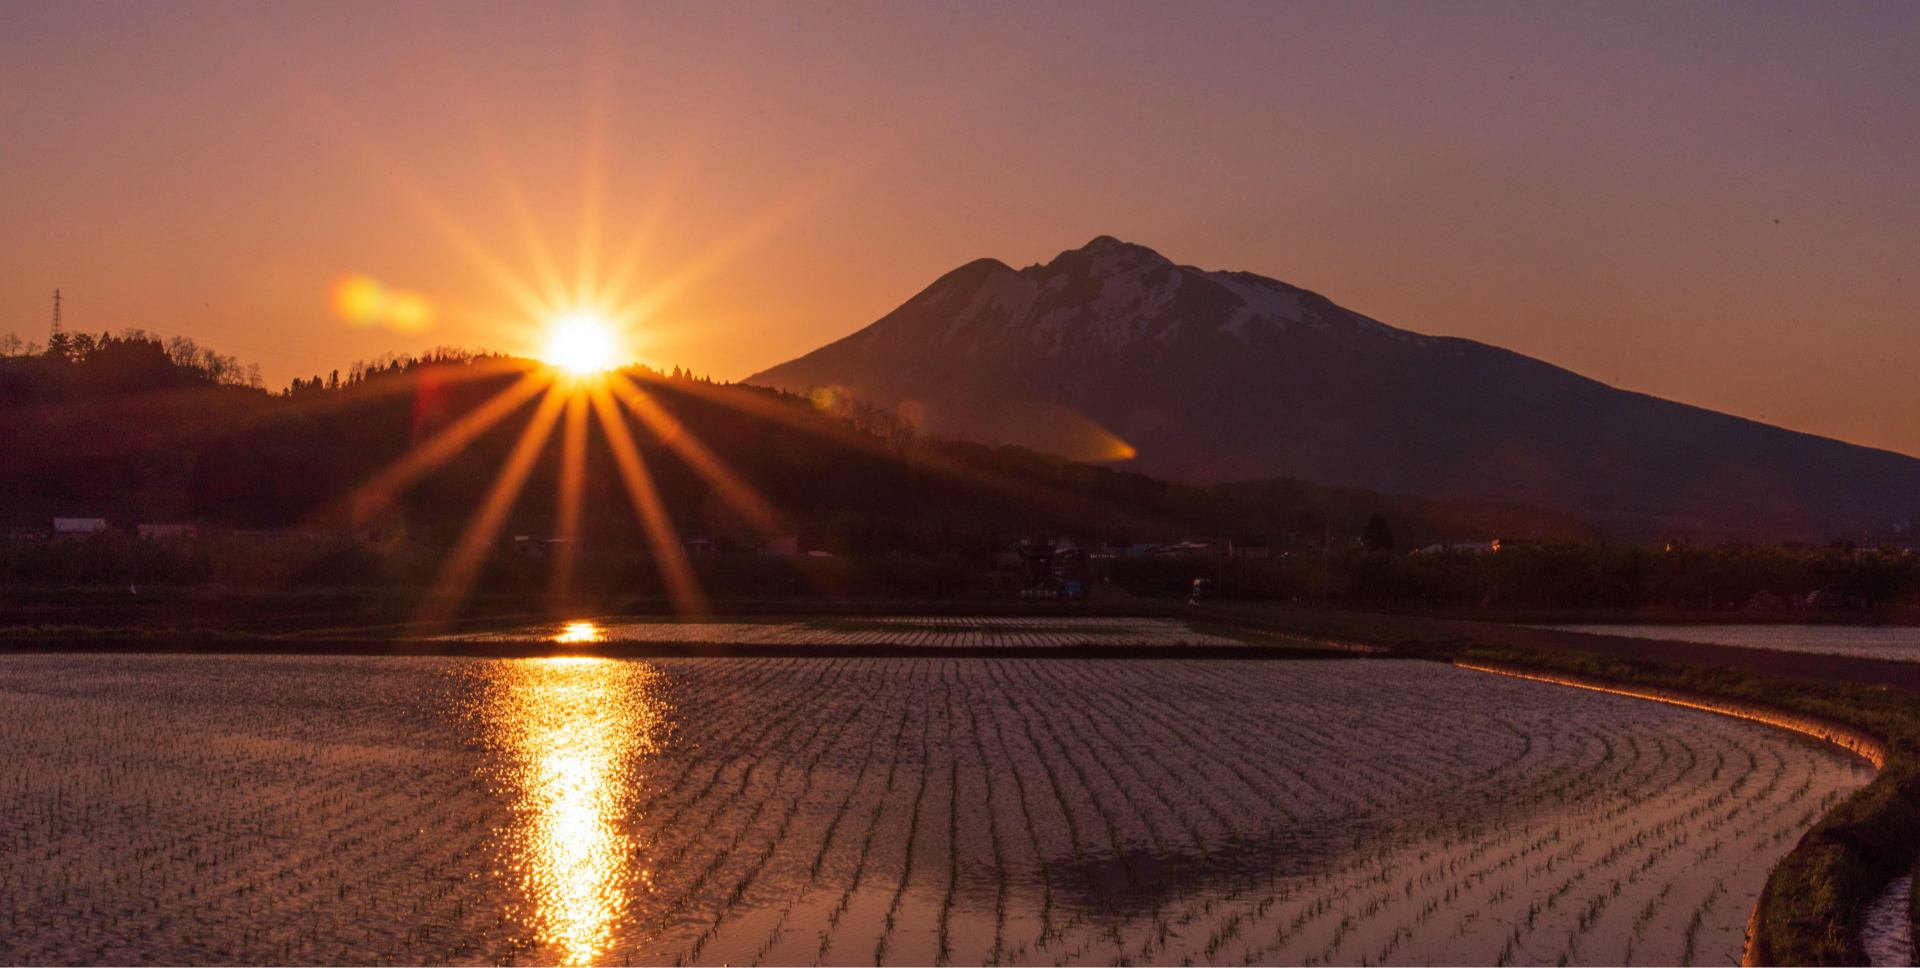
[1206,607,1920,966]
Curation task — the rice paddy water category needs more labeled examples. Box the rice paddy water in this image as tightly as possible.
[0,645,1874,965]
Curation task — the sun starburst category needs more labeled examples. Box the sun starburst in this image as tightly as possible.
[543,312,620,375]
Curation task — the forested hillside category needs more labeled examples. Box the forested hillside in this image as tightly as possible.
[0,334,1592,555]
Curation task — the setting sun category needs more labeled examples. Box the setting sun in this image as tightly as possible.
[543,313,619,374]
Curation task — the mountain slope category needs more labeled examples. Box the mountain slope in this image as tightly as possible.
[749,236,1920,538]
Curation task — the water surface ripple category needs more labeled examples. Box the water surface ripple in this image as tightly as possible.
[0,653,1872,965]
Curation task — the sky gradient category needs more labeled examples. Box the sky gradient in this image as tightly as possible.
[3,1,1917,456]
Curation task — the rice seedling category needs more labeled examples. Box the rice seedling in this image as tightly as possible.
[0,653,1873,965]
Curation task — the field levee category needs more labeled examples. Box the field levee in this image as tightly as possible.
[1453,661,1890,770]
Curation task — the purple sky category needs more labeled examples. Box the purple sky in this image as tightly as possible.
[3,1,1917,456]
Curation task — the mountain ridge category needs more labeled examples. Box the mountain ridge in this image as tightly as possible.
[748,237,1920,539]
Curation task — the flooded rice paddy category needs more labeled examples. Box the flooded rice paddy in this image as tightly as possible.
[446,617,1246,648]
[1530,623,1920,664]
[0,654,1873,966]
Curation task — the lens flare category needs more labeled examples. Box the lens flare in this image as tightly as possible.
[544,312,619,374]
[331,274,436,333]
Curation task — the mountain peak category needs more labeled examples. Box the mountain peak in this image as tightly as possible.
[1025,235,1174,279]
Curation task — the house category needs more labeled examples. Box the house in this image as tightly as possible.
[1015,538,1058,580]
[137,523,198,539]
[1012,537,1088,582]
[1050,541,1087,580]
[53,517,108,534]
[1229,534,1270,558]
[1154,541,1211,557]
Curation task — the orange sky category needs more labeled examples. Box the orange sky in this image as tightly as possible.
[3,2,1917,456]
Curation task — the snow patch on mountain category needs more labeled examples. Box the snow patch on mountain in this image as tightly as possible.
[937,270,1038,346]
[1079,270,1182,351]
[1206,274,1306,332]
[1217,307,1259,343]
[841,237,1436,363]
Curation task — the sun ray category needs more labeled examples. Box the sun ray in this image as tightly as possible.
[474,120,573,312]
[550,385,590,602]
[632,372,1175,535]
[604,370,782,538]
[573,18,617,312]
[435,303,572,349]
[346,370,554,528]
[416,37,576,314]
[285,71,556,325]
[606,116,929,327]
[6,358,536,492]
[418,383,572,626]
[619,167,852,322]
[399,6,580,315]
[627,368,861,443]
[594,131,710,314]
[587,384,707,617]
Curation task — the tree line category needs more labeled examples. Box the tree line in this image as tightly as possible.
[1109,539,1920,611]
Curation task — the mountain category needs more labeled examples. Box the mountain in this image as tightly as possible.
[748,236,1920,538]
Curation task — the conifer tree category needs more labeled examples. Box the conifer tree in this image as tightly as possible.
[1363,513,1395,552]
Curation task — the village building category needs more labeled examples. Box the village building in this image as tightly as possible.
[1153,541,1210,557]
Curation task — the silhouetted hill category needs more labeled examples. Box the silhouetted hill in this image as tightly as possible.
[748,237,1920,540]
[0,340,1592,551]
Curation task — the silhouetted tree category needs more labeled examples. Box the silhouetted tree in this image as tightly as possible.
[1363,513,1395,552]
[43,330,72,363]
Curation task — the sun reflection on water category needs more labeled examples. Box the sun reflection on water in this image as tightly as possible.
[555,621,603,644]
[481,657,668,965]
